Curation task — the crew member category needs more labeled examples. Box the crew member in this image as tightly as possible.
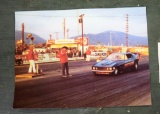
[59,46,72,77]
[27,45,36,74]
[86,48,91,61]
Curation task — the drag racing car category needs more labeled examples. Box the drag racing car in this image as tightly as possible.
[92,52,139,75]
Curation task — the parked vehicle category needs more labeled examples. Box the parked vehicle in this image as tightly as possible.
[92,52,139,75]
[15,55,23,65]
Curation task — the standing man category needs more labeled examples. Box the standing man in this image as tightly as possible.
[27,45,36,74]
[86,48,91,61]
[60,46,72,77]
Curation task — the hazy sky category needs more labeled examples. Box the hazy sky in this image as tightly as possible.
[15,7,147,40]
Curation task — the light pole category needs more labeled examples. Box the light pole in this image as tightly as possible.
[79,14,84,57]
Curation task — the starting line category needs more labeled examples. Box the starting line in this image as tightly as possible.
[16,73,42,78]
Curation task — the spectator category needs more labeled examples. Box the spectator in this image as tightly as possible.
[79,50,81,57]
[38,50,41,54]
[86,48,91,61]
[41,50,45,54]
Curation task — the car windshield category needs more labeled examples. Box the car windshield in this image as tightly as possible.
[107,53,125,60]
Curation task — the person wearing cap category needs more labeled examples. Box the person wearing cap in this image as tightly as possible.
[60,46,72,77]
[27,45,36,74]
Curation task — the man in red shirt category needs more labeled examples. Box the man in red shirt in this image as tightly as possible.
[27,45,36,74]
[60,46,72,77]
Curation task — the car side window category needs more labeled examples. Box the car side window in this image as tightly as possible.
[126,54,132,59]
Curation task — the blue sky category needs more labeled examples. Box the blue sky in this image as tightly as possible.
[15,7,147,40]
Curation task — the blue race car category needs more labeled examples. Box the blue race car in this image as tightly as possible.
[92,52,139,75]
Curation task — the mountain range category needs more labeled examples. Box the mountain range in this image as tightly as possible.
[80,30,148,46]
[15,30,148,46]
[15,30,46,44]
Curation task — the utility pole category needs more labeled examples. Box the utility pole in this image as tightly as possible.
[126,14,129,47]
[22,23,25,49]
[79,14,84,57]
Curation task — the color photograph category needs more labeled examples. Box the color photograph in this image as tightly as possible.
[13,7,151,108]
